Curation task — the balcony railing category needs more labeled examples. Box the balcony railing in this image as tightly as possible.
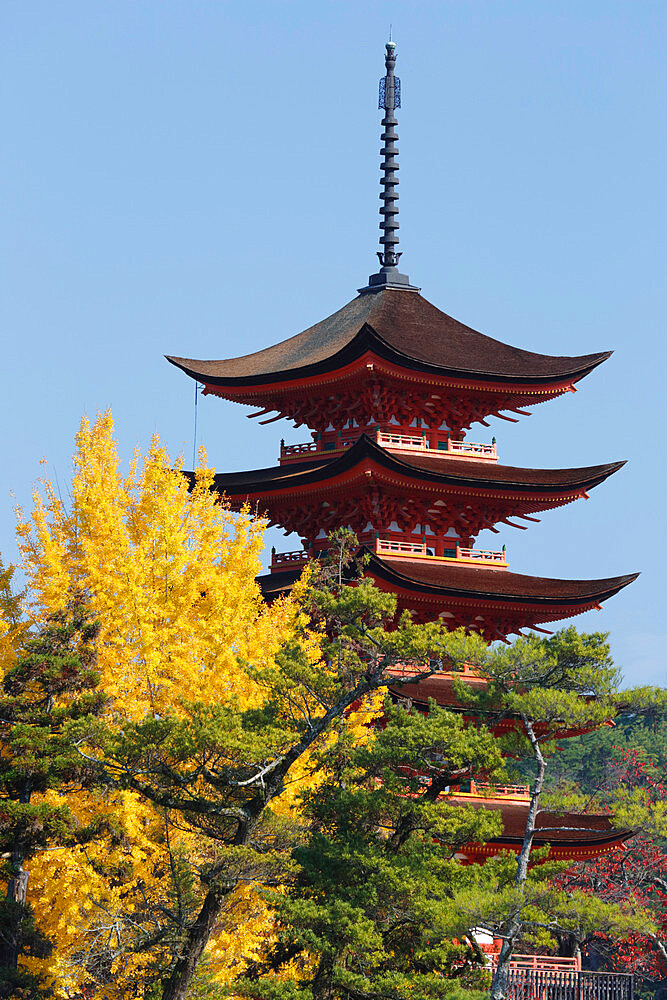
[270,549,310,570]
[376,431,428,450]
[279,432,497,462]
[446,438,497,459]
[385,661,484,680]
[509,955,580,972]
[270,541,508,573]
[280,442,319,457]
[500,968,633,1000]
[376,538,507,567]
[457,546,506,565]
[377,432,497,460]
[376,538,431,557]
[463,780,530,800]
[280,438,358,461]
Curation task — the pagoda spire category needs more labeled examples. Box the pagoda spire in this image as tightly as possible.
[362,36,418,292]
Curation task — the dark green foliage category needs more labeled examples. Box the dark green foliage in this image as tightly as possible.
[0,589,106,989]
[544,705,667,797]
[0,900,53,999]
[237,700,504,1000]
[0,595,106,858]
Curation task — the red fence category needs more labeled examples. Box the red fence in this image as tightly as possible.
[502,969,633,1000]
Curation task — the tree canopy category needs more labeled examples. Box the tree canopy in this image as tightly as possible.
[0,413,664,1000]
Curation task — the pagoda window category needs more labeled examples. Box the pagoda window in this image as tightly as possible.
[316,529,327,539]
[363,522,374,532]
[324,441,335,451]
[388,520,401,532]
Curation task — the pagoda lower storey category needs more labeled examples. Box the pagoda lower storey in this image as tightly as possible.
[259,547,635,640]
[383,668,632,863]
[449,782,631,864]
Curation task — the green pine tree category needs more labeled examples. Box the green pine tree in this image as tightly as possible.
[238,699,505,1000]
[77,529,487,1000]
[0,590,107,998]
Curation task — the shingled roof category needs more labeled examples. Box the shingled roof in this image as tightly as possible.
[208,436,625,497]
[257,557,638,609]
[446,795,633,848]
[167,287,611,388]
[367,554,638,606]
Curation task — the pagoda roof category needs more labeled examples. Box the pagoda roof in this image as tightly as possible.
[259,560,636,607]
[167,287,610,389]
[385,669,610,741]
[366,554,637,607]
[447,796,633,859]
[257,556,637,623]
[208,436,624,498]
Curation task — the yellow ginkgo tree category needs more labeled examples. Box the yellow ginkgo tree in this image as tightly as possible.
[8,411,301,997]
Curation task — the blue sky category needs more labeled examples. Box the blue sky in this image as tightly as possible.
[2,1,665,685]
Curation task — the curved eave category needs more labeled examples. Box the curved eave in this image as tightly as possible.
[464,828,633,861]
[447,796,634,852]
[256,561,638,612]
[258,568,303,600]
[384,684,609,740]
[165,289,611,389]
[204,437,625,498]
[490,828,633,849]
[367,554,639,608]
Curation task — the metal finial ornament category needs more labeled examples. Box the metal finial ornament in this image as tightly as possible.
[377,38,401,268]
[361,38,418,293]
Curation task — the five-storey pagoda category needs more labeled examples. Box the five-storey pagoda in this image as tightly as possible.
[168,40,636,864]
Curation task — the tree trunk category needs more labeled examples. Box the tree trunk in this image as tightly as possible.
[556,929,580,958]
[311,954,335,1000]
[490,715,546,1000]
[1,779,31,972]
[0,861,29,972]
[161,885,227,1000]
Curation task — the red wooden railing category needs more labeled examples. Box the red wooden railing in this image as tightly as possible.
[375,538,507,566]
[467,780,531,799]
[501,968,633,1000]
[280,431,497,462]
[384,661,484,680]
[509,955,581,972]
[270,549,310,569]
[269,541,508,573]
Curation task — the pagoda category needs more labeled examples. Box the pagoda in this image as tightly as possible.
[167,40,635,863]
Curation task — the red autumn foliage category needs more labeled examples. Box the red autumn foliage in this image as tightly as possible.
[558,748,667,980]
